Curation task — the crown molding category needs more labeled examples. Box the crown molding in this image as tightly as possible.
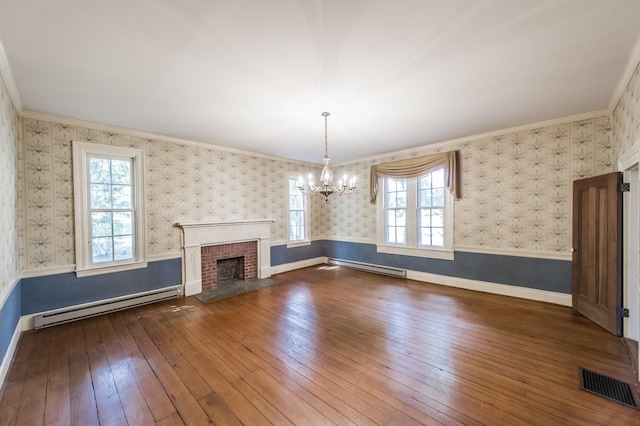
[336,109,611,167]
[338,110,611,166]
[20,110,320,168]
[0,39,22,113]
[619,139,640,171]
[609,33,640,112]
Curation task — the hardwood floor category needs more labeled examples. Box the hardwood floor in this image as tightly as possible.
[1,265,639,425]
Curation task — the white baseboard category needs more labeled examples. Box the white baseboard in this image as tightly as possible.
[270,257,328,275]
[0,320,21,391]
[407,270,572,306]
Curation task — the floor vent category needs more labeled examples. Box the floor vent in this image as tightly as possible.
[579,367,638,409]
[34,286,181,329]
[328,258,406,278]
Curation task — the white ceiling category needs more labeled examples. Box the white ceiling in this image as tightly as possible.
[1,0,640,164]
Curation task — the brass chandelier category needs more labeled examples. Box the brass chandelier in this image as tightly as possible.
[297,112,356,202]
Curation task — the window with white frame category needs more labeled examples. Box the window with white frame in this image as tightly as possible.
[73,142,146,276]
[287,175,309,244]
[378,168,453,259]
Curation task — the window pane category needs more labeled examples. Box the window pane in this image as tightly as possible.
[420,228,431,245]
[431,208,444,227]
[432,188,444,206]
[289,195,303,210]
[386,210,396,226]
[432,169,445,188]
[432,228,444,246]
[419,189,432,207]
[419,174,431,189]
[112,185,132,208]
[110,160,131,184]
[395,210,406,226]
[396,227,406,244]
[114,236,133,260]
[290,211,301,226]
[113,212,132,235]
[92,237,113,263]
[91,212,112,237]
[420,208,430,227]
[396,191,407,208]
[90,158,111,183]
[386,227,395,243]
[90,184,112,208]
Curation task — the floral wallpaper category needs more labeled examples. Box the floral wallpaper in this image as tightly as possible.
[20,117,323,271]
[613,61,640,157]
[0,72,20,294]
[328,115,615,255]
[16,58,640,272]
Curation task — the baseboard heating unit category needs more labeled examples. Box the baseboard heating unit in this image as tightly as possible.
[328,258,407,278]
[34,286,181,329]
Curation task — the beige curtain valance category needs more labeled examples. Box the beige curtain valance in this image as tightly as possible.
[370,150,460,203]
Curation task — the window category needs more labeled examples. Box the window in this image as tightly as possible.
[378,168,453,260]
[287,175,309,246]
[73,142,146,276]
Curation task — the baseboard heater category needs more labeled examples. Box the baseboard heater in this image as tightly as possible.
[328,258,407,278]
[34,286,181,329]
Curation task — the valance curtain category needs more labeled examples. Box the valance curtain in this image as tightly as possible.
[370,150,460,203]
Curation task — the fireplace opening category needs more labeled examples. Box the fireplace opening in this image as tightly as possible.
[217,257,244,287]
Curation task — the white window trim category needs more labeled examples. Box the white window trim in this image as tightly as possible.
[286,173,310,247]
[73,141,147,277]
[376,176,454,260]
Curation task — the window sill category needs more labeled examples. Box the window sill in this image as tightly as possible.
[75,261,148,278]
[376,244,454,260]
[286,240,311,248]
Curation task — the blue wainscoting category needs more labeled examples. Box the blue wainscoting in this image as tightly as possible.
[0,282,21,365]
[272,240,571,293]
[21,258,182,315]
[270,240,327,265]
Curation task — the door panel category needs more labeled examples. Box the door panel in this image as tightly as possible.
[572,172,622,336]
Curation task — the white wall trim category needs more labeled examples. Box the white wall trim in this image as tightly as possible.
[21,111,320,167]
[309,237,572,261]
[407,270,572,307]
[270,257,328,275]
[454,246,572,261]
[0,39,22,113]
[336,109,610,167]
[147,252,182,262]
[22,265,76,278]
[0,276,20,312]
[0,320,21,391]
[619,140,640,171]
[319,235,376,245]
[20,255,181,279]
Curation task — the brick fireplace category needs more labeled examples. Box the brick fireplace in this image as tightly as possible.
[176,220,274,296]
[201,241,257,290]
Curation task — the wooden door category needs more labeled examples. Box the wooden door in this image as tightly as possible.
[572,172,623,336]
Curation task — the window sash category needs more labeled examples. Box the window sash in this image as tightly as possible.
[288,177,308,242]
[73,142,146,276]
[380,168,452,252]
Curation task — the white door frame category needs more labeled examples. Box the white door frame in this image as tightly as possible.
[619,140,640,380]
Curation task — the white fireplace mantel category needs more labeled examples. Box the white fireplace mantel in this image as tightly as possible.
[176,219,275,296]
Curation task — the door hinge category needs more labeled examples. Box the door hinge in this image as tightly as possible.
[617,307,630,318]
[619,182,630,192]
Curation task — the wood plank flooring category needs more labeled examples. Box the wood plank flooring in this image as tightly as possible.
[1,265,639,425]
